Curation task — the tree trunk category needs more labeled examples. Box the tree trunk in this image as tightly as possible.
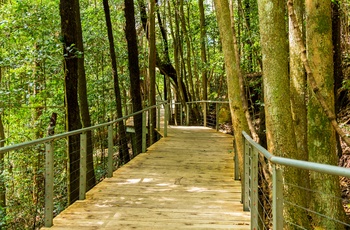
[257,0,309,227]
[213,0,249,178]
[198,0,207,100]
[76,0,96,190]
[124,0,143,155]
[288,0,311,228]
[60,0,83,204]
[103,0,130,163]
[306,0,346,228]
[0,67,5,221]
[149,0,157,145]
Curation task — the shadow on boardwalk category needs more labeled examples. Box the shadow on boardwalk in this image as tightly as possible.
[43,126,250,229]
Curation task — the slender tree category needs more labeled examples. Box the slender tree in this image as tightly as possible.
[59,0,82,204]
[76,0,96,190]
[213,0,249,178]
[125,0,143,154]
[149,0,156,144]
[103,0,130,163]
[198,0,207,100]
[0,68,5,223]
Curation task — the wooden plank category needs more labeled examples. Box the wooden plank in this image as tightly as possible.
[42,125,250,229]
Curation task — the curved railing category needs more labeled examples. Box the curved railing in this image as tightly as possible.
[0,102,169,228]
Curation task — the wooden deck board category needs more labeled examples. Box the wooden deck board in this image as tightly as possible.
[43,125,250,229]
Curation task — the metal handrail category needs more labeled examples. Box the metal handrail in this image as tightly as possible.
[0,102,169,228]
[242,131,350,177]
[0,103,163,154]
[242,131,350,229]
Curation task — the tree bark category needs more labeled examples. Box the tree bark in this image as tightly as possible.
[213,0,249,179]
[76,0,96,190]
[103,0,130,163]
[305,0,346,228]
[149,0,157,144]
[0,67,5,220]
[60,0,83,204]
[288,0,311,227]
[125,0,143,155]
[198,0,208,100]
[257,0,309,227]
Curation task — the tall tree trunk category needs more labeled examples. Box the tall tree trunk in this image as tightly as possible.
[60,0,83,204]
[198,0,208,100]
[306,0,346,228]
[0,67,5,222]
[213,0,249,178]
[76,0,96,190]
[288,0,311,228]
[125,0,143,155]
[257,0,309,227]
[149,0,157,144]
[103,0,130,163]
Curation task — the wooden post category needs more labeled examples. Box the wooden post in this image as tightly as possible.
[107,125,113,178]
[44,141,54,227]
[79,132,87,200]
[142,111,147,152]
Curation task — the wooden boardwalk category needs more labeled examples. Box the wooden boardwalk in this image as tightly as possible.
[43,125,250,229]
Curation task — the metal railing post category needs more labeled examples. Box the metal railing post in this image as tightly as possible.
[203,102,207,127]
[107,125,114,178]
[142,111,147,152]
[186,103,190,125]
[215,103,219,131]
[79,132,87,199]
[242,139,250,211]
[157,105,161,131]
[164,103,168,137]
[180,103,183,125]
[233,138,239,180]
[251,148,259,229]
[44,141,54,227]
[273,165,283,229]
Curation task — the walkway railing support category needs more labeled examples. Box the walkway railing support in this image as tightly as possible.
[157,106,161,131]
[250,148,259,229]
[164,103,168,137]
[80,132,87,199]
[243,139,250,211]
[107,125,114,178]
[273,165,283,229]
[142,111,147,152]
[215,103,219,131]
[186,103,190,126]
[44,141,54,227]
[203,102,207,126]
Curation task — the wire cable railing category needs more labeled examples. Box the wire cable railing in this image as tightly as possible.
[242,131,350,229]
[0,102,169,229]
